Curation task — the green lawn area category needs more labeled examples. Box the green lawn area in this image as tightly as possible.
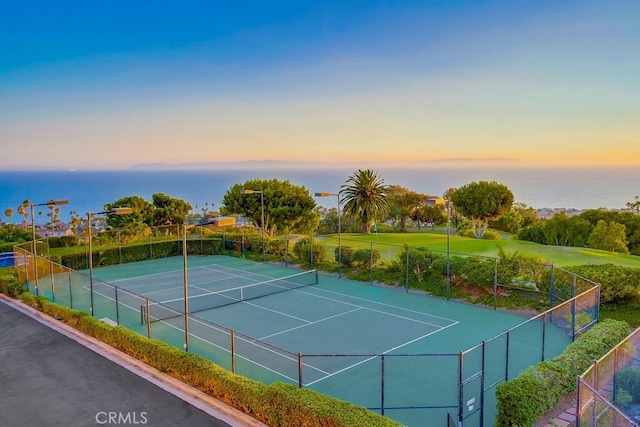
[321,228,640,268]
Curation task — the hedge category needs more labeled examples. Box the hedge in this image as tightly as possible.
[495,318,629,427]
[7,289,399,427]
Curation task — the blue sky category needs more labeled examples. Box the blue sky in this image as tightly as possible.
[1,0,639,169]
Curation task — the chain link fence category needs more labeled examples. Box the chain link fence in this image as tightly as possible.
[13,230,601,427]
[578,327,640,427]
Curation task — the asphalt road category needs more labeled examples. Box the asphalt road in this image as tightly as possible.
[0,298,255,427]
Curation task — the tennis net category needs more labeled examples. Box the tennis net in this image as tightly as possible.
[141,269,318,323]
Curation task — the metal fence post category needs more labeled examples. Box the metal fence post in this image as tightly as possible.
[231,330,236,373]
[50,261,56,302]
[505,331,510,381]
[381,354,385,416]
[493,258,498,310]
[405,248,410,291]
[370,242,374,285]
[541,312,546,362]
[480,341,486,427]
[458,351,464,425]
[115,286,120,326]
[68,270,73,309]
[145,298,151,338]
[298,353,303,388]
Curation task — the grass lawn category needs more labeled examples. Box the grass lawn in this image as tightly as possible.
[321,228,640,268]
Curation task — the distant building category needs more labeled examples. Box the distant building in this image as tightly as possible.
[200,216,237,230]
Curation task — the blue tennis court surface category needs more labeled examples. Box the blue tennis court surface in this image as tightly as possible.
[63,255,573,426]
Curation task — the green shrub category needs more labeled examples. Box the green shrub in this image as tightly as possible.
[562,264,640,303]
[336,246,354,266]
[352,249,380,269]
[482,229,502,240]
[616,368,640,403]
[495,319,629,427]
[0,268,25,296]
[293,237,327,265]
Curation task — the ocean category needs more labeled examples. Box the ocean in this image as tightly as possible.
[1,167,638,224]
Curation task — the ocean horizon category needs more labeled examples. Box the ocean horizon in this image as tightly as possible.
[1,167,639,225]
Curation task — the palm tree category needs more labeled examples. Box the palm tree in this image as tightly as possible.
[340,169,388,234]
[4,208,14,224]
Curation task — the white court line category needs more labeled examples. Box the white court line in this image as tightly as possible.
[306,285,458,323]
[242,300,313,324]
[99,297,329,382]
[303,321,459,387]
[160,315,330,379]
[288,288,448,328]
[255,308,363,341]
[145,276,247,296]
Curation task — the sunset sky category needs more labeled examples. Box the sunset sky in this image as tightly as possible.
[1,1,639,170]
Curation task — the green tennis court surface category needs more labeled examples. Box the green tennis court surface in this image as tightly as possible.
[36,255,573,426]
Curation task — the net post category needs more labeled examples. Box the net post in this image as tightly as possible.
[298,353,303,388]
[231,330,236,373]
[145,298,151,338]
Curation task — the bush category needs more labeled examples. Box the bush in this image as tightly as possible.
[336,246,354,266]
[482,229,502,240]
[562,264,640,304]
[47,235,79,248]
[292,237,327,266]
[0,268,25,296]
[351,249,380,269]
[616,368,640,404]
[495,319,629,427]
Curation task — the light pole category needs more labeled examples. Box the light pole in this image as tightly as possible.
[240,189,265,262]
[315,192,341,278]
[427,197,451,300]
[87,207,133,316]
[30,199,69,296]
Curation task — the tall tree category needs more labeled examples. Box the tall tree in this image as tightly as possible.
[588,220,629,254]
[105,195,154,228]
[340,169,388,234]
[152,193,192,226]
[386,185,425,229]
[221,179,317,236]
[626,196,640,214]
[450,181,513,239]
[4,208,14,224]
[17,200,30,230]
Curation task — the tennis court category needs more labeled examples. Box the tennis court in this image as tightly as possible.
[32,255,578,426]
